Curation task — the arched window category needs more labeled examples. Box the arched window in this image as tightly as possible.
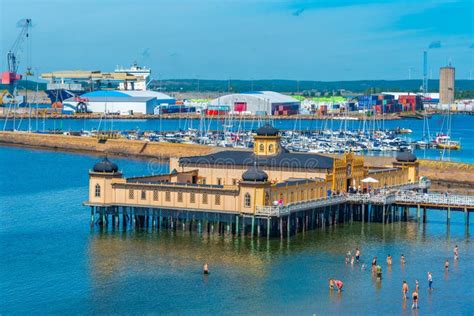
[95,184,101,197]
[268,144,274,153]
[265,192,270,205]
[259,143,264,152]
[244,193,251,208]
[141,190,146,200]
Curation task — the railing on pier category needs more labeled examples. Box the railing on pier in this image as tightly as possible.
[255,195,346,217]
[395,192,474,208]
[346,193,396,205]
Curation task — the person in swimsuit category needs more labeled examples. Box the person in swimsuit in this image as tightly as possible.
[445,259,449,271]
[334,280,344,292]
[203,263,209,275]
[351,256,355,265]
[376,265,382,279]
[355,248,360,262]
[427,272,433,290]
[387,254,392,265]
[401,254,406,265]
[454,245,459,260]
[402,281,409,299]
[412,290,419,309]
[415,279,419,293]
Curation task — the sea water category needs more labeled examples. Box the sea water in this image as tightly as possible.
[0,146,473,314]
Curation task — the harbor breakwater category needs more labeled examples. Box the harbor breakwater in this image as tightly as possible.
[1,131,473,194]
[0,131,216,159]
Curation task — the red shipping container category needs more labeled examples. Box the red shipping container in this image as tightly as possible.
[234,102,247,112]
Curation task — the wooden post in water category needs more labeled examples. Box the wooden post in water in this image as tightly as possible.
[235,216,239,235]
[267,218,271,239]
[251,216,255,237]
[382,205,386,224]
[465,208,469,226]
[423,207,427,223]
[90,206,95,226]
[279,217,283,239]
[447,206,451,224]
[362,204,365,223]
[417,205,421,222]
[287,215,290,238]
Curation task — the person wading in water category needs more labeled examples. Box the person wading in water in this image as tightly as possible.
[402,281,409,299]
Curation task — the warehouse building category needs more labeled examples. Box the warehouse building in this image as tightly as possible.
[63,90,175,115]
[209,91,300,115]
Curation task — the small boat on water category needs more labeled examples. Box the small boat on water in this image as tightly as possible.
[434,134,461,150]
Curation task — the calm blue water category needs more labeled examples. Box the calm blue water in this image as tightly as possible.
[0,146,473,314]
[1,114,473,163]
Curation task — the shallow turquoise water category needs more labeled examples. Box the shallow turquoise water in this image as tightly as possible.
[1,114,473,162]
[0,146,473,314]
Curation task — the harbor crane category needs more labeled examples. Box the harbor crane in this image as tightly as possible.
[1,18,32,97]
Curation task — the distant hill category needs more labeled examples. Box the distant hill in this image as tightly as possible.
[2,79,473,95]
[149,79,474,94]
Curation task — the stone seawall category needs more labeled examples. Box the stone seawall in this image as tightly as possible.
[0,132,217,158]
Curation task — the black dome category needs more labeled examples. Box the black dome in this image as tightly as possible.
[396,151,417,162]
[242,165,268,182]
[256,124,279,136]
[93,157,119,173]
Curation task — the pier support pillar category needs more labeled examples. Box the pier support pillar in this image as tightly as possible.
[267,218,271,239]
[464,208,468,226]
[90,207,95,227]
[362,204,365,223]
[417,205,421,222]
[382,205,386,224]
[279,217,283,239]
[235,216,239,235]
[287,215,290,238]
[251,216,255,237]
[447,207,451,224]
[423,207,427,223]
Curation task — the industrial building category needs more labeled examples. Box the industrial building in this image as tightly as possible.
[209,91,300,115]
[440,65,455,105]
[63,90,175,115]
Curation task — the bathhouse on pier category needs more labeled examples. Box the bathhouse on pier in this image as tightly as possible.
[86,125,420,236]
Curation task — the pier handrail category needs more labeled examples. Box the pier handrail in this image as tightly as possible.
[395,192,474,207]
[256,195,347,217]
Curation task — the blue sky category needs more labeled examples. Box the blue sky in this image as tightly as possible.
[0,0,472,80]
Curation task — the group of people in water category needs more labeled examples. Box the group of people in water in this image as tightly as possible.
[334,244,460,310]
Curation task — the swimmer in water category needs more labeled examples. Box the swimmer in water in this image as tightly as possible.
[427,272,433,290]
[355,248,360,262]
[415,279,419,293]
[376,265,382,279]
[401,254,406,265]
[334,280,344,293]
[329,279,335,289]
[387,254,392,265]
[203,263,209,275]
[402,281,409,299]
[411,290,419,309]
[454,245,459,260]
[351,256,355,265]
[445,259,449,271]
